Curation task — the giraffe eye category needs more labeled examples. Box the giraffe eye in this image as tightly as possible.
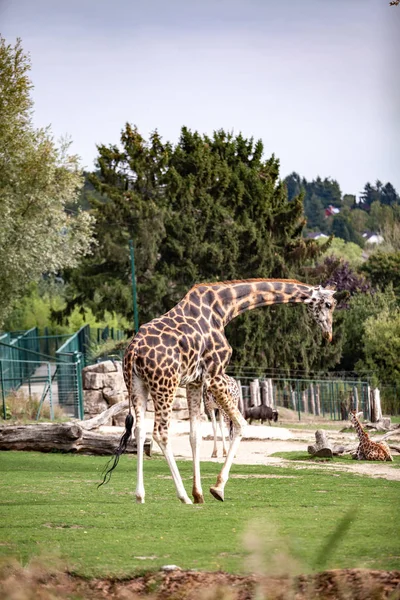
[326,302,332,309]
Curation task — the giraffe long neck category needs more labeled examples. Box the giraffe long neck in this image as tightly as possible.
[351,414,368,442]
[211,279,315,326]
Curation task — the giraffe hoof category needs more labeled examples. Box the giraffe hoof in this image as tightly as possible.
[179,496,193,504]
[209,487,224,502]
[211,452,218,458]
[136,496,145,504]
[193,494,205,504]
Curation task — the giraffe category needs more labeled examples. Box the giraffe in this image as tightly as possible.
[350,410,393,461]
[203,376,241,458]
[102,278,337,504]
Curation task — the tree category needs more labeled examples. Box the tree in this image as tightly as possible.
[63,126,170,325]
[303,193,325,230]
[331,215,363,246]
[304,176,342,209]
[357,308,400,388]
[361,252,400,296]
[284,172,303,202]
[360,181,399,210]
[70,125,342,374]
[0,37,94,327]
[318,238,363,268]
[339,287,398,372]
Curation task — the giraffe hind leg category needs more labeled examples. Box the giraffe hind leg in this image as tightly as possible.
[132,374,149,503]
[210,409,218,458]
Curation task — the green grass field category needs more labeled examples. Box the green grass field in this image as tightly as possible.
[1,451,399,578]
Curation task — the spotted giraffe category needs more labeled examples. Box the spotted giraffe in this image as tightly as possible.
[204,376,241,458]
[103,278,336,504]
[350,410,393,461]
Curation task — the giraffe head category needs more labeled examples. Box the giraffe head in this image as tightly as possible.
[304,284,337,342]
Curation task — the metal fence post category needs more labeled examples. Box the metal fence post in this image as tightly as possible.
[75,351,84,421]
[0,361,6,419]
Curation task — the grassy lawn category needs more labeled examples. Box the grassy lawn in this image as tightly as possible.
[1,451,399,578]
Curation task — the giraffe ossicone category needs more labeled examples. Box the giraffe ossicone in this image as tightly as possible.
[101,278,338,503]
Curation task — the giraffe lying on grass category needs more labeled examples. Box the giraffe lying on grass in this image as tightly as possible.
[350,410,393,461]
[100,278,337,503]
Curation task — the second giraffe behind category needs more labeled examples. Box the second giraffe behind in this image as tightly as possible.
[101,278,337,504]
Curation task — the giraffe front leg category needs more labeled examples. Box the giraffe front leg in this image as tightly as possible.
[187,384,205,503]
[153,402,192,504]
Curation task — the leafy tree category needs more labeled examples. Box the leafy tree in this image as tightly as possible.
[339,287,398,372]
[303,193,325,230]
[361,252,400,296]
[0,36,94,327]
[349,208,368,236]
[319,238,363,268]
[342,194,356,209]
[70,125,341,373]
[63,125,170,325]
[357,308,400,387]
[331,215,363,246]
[284,172,303,202]
[360,181,399,209]
[304,176,342,209]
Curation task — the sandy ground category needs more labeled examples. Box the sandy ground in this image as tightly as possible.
[100,418,400,482]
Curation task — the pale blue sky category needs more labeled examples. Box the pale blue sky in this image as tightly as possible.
[1,0,399,196]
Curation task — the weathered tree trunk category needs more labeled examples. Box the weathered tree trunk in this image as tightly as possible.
[353,386,359,413]
[250,379,261,407]
[315,385,321,416]
[307,429,333,458]
[302,390,308,415]
[0,401,152,456]
[309,384,315,415]
[370,388,383,423]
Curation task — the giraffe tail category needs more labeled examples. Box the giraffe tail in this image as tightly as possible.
[97,411,135,488]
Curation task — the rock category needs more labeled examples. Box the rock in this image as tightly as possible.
[83,360,119,374]
[161,565,181,572]
[82,371,104,390]
[103,387,128,405]
[103,372,126,390]
[84,390,108,414]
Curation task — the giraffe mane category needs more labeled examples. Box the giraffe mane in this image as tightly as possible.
[192,277,308,290]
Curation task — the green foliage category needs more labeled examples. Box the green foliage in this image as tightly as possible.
[1,452,399,576]
[361,180,400,208]
[68,126,339,374]
[0,37,94,327]
[356,308,400,387]
[339,287,398,372]
[319,238,363,268]
[2,282,129,334]
[361,252,400,296]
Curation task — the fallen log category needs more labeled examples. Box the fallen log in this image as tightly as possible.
[0,399,152,456]
[307,429,333,458]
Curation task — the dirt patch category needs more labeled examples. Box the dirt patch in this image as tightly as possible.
[1,566,400,599]
[268,456,400,481]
